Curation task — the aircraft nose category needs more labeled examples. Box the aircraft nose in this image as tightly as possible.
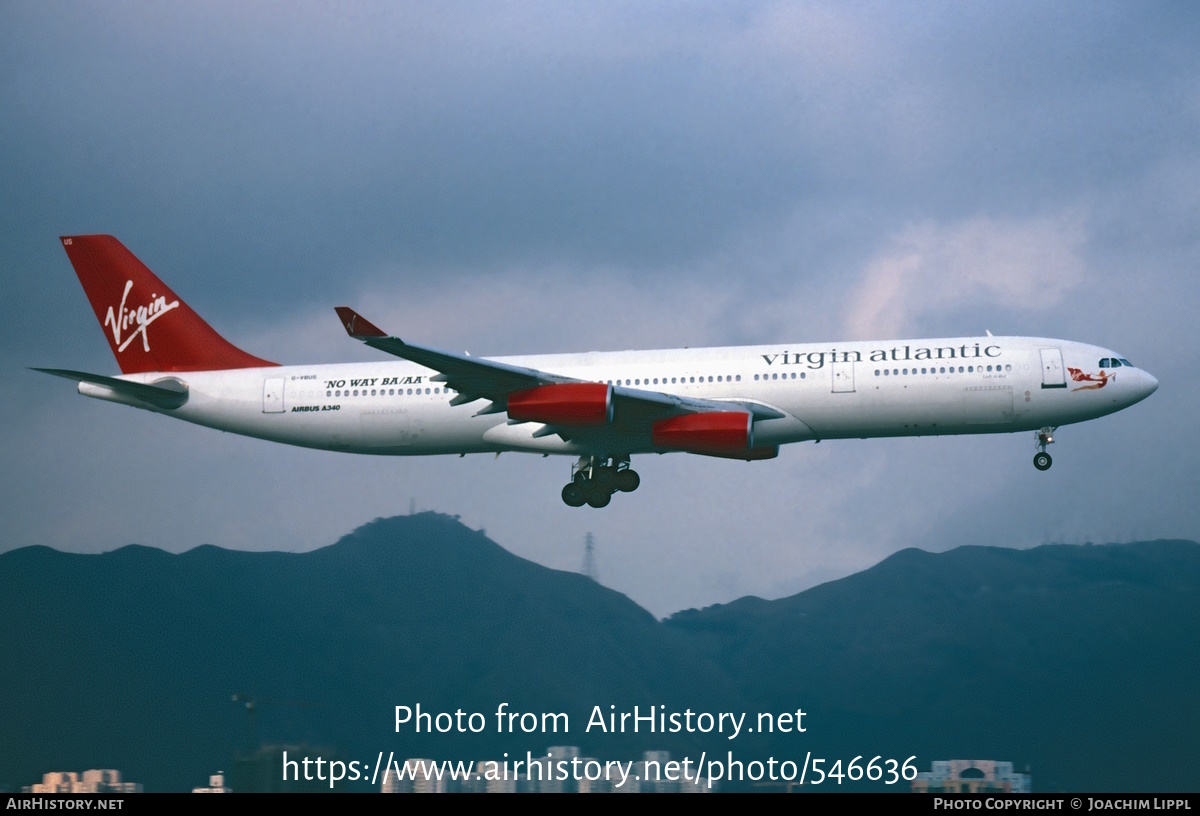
[1137,370,1158,401]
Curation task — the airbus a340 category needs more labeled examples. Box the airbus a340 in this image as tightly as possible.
[37,235,1158,508]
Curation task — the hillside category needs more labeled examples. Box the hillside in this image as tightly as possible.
[1,517,1196,792]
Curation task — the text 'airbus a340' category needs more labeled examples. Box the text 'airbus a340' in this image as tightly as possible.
[37,235,1158,508]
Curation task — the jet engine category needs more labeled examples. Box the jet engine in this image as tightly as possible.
[507,382,614,425]
[651,411,754,456]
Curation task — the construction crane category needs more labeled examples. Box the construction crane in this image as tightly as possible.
[230,693,319,750]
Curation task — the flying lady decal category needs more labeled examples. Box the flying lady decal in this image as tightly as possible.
[1068,367,1112,391]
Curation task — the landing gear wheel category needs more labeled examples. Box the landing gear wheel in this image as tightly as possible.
[566,455,635,507]
[1033,452,1052,471]
[593,466,616,490]
[561,483,586,507]
[586,490,612,509]
[616,469,640,492]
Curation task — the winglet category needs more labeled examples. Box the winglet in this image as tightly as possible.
[334,307,388,339]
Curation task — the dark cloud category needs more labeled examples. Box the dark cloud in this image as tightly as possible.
[2,2,1197,616]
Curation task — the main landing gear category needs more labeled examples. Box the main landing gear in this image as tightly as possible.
[1033,426,1056,471]
[561,456,640,508]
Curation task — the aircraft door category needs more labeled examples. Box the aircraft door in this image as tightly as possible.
[832,360,856,393]
[263,377,285,413]
[1039,348,1066,389]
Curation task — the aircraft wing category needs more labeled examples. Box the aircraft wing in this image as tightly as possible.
[334,308,782,428]
[335,307,574,413]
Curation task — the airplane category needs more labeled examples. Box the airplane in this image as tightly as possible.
[36,235,1158,509]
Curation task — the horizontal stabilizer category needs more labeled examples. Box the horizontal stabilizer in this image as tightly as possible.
[32,368,189,409]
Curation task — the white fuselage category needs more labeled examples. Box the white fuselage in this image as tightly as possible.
[80,335,1158,460]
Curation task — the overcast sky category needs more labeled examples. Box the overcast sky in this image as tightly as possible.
[2,2,1197,617]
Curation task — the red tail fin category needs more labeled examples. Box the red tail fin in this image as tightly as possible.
[60,235,277,373]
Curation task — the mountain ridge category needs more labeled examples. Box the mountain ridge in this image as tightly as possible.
[1,515,1195,792]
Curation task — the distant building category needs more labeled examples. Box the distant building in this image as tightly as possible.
[484,774,518,794]
[193,772,231,793]
[574,758,608,794]
[380,766,409,793]
[912,760,1031,794]
[539,746,580,793]
[237,743,341,792]
[392,759,446,794]
[26,770,142,794]
[635,750,712,793]
[455,759,494,794]
[383,746,712,793]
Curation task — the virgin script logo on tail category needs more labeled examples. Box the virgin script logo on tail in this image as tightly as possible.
[104,279,180,353]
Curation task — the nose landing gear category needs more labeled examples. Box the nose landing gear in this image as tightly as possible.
[1033,427,1056,471]
[561,455,640,508]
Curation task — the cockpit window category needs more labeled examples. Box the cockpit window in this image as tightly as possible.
[1099,358,1111,368]
[1119,358,1133,367]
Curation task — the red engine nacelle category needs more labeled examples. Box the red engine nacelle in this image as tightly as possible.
[507,382,613,426]
[651,411,756,456]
